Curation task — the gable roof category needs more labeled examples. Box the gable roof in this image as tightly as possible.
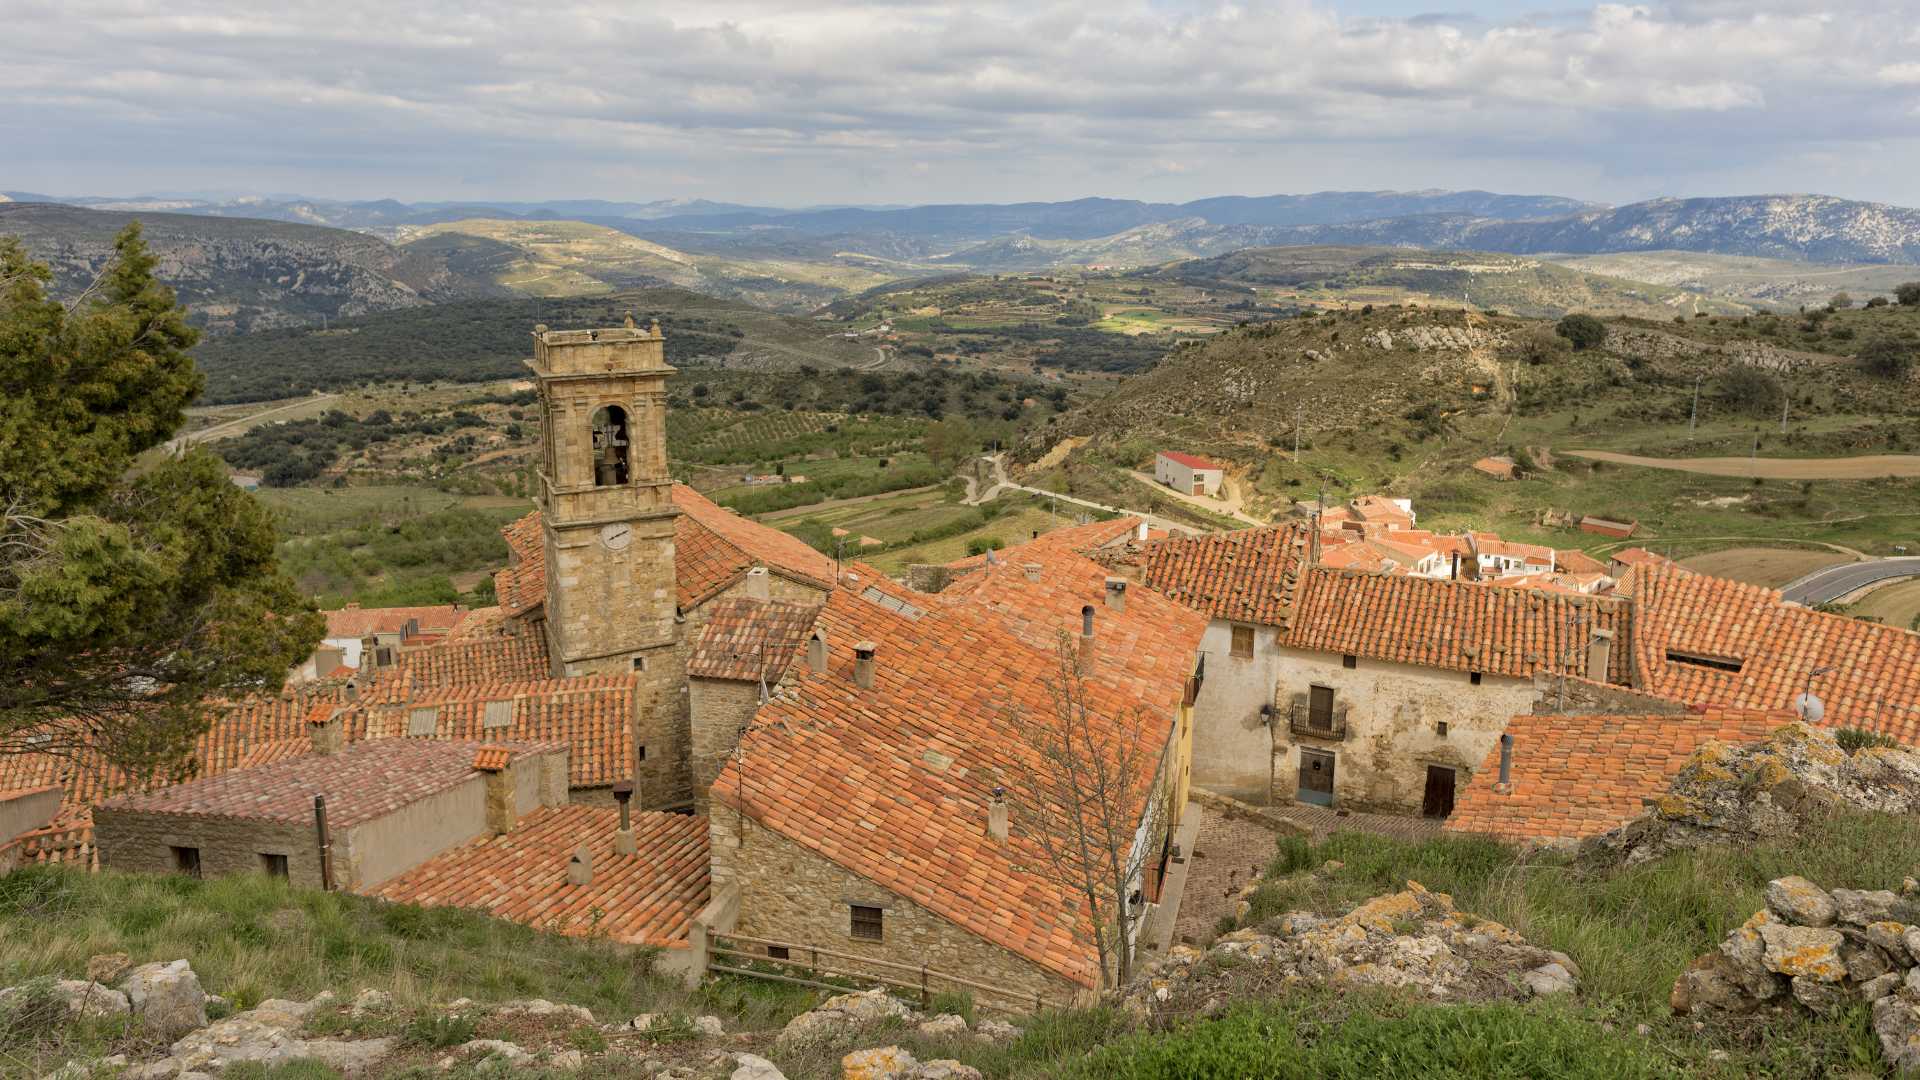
[97,740,556,827]
[1444,710,1787,843]
[687,597,823,682]
[1284,567,1632,680]
[714,557,1199,988]
[1132,525,1311,628]
[361,676,637,787]
[1158,451,1220,470]
[495,511,548,618]
[324,604,463,640]
[1629,563,1920,744]
[372,805,708,948]
[372,633,552,691]
[944,516,1143,574]
[671,484,835,603]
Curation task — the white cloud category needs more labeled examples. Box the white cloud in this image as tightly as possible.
[0,0,1916,205]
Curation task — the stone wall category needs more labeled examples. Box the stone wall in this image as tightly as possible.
[1269,647,1538,814]
[1529,672,1686,716]
[1187,618,1286,803]
[689,677,763,814]
[95,810,322,889]
[710,813,1082,1006]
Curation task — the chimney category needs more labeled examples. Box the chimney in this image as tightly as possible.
[477,748,516,835]
[743,565,770,601]
[308,707,345,755]
[1584,628,1615,682]
[1078,606,1096,673]
[314,644,345,679]
[566,842,593,886]
[1104,577,1127,612]
[854,641,877,689]
[1135,520,1149,543]
[1496,733,1514,795]
[986,786,1009,843]
[1023,563,1042,583]
[807,630,829,675]
[343,677,359,703]
[611,780,637,856]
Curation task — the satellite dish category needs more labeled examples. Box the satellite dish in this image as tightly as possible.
[1794,692,1825,724]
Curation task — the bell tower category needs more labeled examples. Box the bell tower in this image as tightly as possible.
[529,317,679,677]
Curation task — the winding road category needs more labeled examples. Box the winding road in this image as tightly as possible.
[1781,557,1920,606]
[163,393,339,454]
[1565,450,1920,480]
[965,455,1198,535]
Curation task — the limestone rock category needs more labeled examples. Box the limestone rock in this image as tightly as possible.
[349,988,393,1018]
[1862,921,1912,962]
[85,953,132,985]
[1523,962,1576,997]
[694,1014,726,1037]
[843,1045,918,1080]
[1842,938,1894,983]
[0,979,130,1020]
[1790,975,1852,1015]
[974,1018,1020,1042]
[120,960,208,1038]
[493,998,593,1023]
[1833,889,1904,927]
[917,1013,968,1038]
[1758,923,1846,982]
[1766,877,1838,927]
[777,989,917,1050]
[549,1049,586,1070]
[1860,972,1904,1002]
[1872,995,1920,1072]
[1906,926,1920,965]
[1672,953,1761,1015]
[731,1052,789,1080]
[441,1039,532,1070]
[912,1062,984,1080]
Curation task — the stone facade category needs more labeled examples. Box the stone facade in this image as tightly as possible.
[1268,647,1539,814]
[1529,671,1686,716]
[710,814,1082,1005]
[689,677,763,815]
[1187,618,1288,802]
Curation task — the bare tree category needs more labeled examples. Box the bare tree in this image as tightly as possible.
[998,632,1172,990]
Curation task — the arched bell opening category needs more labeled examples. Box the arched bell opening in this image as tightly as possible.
[590,405,632,486]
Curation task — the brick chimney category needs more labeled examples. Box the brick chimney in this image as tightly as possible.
[611,779,637,856]
[307,705,345,755]
[1103,577,1127,612]
[1022,563,1042,583]
[1585,628,1615,681]
[853,641,877,689]
[986,786,1009,843]
[743,565,770,601]
[476,747,516,835]
[566,842,593,886]
[807,629,829,675]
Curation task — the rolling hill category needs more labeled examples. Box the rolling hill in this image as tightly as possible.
[0,202,503,333]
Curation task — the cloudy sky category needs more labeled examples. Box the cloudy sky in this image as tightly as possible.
[4,0,1918,208]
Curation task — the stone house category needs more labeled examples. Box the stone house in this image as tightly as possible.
[706,551,1206,1001]
[1154,451,1224,497]
[94,739,568,891]
[685,592,822,813]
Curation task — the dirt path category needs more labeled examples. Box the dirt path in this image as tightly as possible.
[1124,470,1265,526]
[1566,449,1920,480]
[166,393,339,453]
[754,484,941,522]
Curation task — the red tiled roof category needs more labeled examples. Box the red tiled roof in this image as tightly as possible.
[324,604,463,640]
[687,597,823,682]
[673,484,834,600]
[1133,525,1311,627]
[944,517,1142,573]
[372,806,708,947]
[1611,547,1670,568]
[237,739,312,770]
[1285,567,1632,680]
[96,740,555,828]
[1555,549,1610,576]
[1444,710,1787,842]
[447,606,511,641]
[1158,451,1221,470]
[1630,563,1920,744]
[474,745,514,772]
[715,556,1197,988]
[372,633,553,691]
[364,677,637,787]
[495,512,548,618]
[676,513,759,609]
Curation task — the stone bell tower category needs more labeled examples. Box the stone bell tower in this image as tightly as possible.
[530,317,680,678]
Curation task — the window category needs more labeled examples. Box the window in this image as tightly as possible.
[171,846,201,878]
[1469,671,1483,686]
[374,646,393,667]
[260,853,289,878]
[632,655,648,672]
[850,904,884,941]
[637,745,647,762]
[482,699,514,730]
[1666,649,1744,673]
[1342,654,1357,670]
[1435,721,1449,738]
[766,945,790,960]
[1230,625,1255,659]
[408,706,439,736]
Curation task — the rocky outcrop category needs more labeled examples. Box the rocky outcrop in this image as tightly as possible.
[1582,724,1920,865]
[119,960,209,1039]
[842,1046,983,1080]
[0,979,129,1020]
[1672,875,1920,1071]
[1127,880,1578,1019]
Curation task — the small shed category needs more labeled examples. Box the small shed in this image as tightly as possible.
[1579,517,1639,539]
[1472,456,1518,481]
[1155,451,1225,497]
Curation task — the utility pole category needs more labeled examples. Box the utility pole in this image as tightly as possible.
[1294,406,1302,459]
[1751,429,1759,473]
[1688,375,1701,441]
[1780,385,1791,435]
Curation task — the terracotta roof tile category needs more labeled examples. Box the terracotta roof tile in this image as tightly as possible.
[495,511,548,617]
[944,517,1143,574]
[1159,451,1221,470]
[362,676,637,787]
[1284,567,1632,680]
[1444,710,1788,842]
[372,806,708,947]
[1133,525,1312,627]
[672,484,834,602]
[323,604,463,640]
[688,597,823,682]
[474,746,514,772]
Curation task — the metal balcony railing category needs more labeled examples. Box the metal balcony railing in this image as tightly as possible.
[1289,701,1349,740]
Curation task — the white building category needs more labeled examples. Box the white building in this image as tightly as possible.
[1155,451,1225,497]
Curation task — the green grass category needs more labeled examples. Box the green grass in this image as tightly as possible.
[260,487,529,606]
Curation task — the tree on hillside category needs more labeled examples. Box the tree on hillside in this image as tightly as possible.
[1715,366,1785,416]
[999,634,1170,990]
[0,226,324,775]
[1896,282,1920,307]
[1829,292,1853,311]
[1860,339,1915,380]
[1555,313,1607,351]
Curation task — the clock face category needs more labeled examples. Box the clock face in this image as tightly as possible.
[599,523,633,551]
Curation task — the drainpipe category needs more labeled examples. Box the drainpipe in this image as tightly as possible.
[1496,734,1514,795]
[314,794,334,891]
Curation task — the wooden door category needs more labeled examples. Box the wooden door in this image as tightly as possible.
[1308,684,1336,730]
[1193,477,1206,495]
[1422,765,1456,819]
[1298,749,1335,806]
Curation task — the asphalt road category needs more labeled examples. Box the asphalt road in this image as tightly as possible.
[1781,557,1920,606]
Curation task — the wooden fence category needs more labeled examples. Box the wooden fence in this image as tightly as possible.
[705,930,1069,1016]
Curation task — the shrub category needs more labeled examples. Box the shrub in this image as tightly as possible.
[1835,727,1899,753]
[402,1013,478,1049]
[1554,313,1607,351]
[1716,367,1783,416]
[1829,291,1853,311]
[1866,296,1889,309]
[1860,339,1914,380]
[1895,282,1920,306]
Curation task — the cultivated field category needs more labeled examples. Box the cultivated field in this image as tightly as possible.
[1565,450,1920,480]
[1677,547,1856,588]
